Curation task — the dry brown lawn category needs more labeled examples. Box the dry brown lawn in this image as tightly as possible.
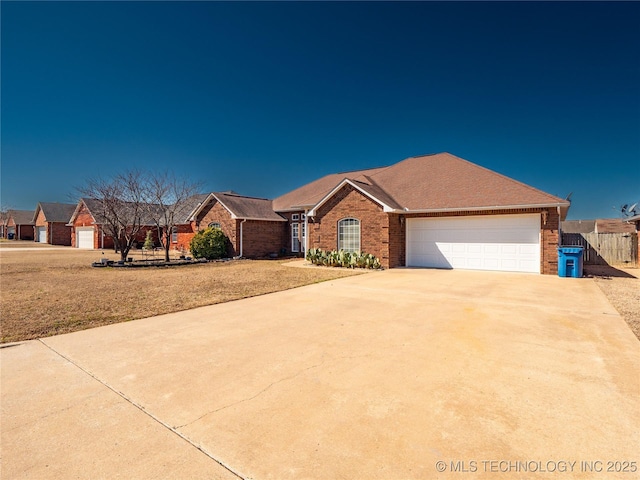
[586,265,640,342]
[0,245,362,343]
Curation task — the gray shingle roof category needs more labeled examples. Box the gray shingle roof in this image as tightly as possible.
[214,192,286,221]
[35,202,76,223]
[274,152,569,213]
[9,210,35,225]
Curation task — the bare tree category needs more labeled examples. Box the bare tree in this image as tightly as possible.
[0,204,13,238]
[78,171,149,262]
[144,172,203,262]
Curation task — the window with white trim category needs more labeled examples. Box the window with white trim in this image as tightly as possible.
[291,223,300,252]
[301,221,306,252]
[338,218,360,253]
[171,226,178,243]
[292,214,300,221]
[301,214,306,220]
[208,222,221,229]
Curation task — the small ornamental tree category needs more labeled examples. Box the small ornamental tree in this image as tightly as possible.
[143,230,155,250]
[189,227,229,260]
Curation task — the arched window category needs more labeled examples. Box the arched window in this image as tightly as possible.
[171,226,178,243]
[208,222,221,229]
[338,218,360,252]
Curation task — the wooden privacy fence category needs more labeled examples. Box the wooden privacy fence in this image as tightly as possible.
[561,232,638,266]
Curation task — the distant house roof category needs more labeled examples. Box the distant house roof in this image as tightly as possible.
[69,198,160,226]
[173,193,210,224]
[8,210,35,225]
[33,202,76,223]
[194,192,286,222]
[273,153,570,217]
[595,218,636,234]
[561,220,596,234]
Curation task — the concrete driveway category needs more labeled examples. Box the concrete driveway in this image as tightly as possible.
[2,269,639,479]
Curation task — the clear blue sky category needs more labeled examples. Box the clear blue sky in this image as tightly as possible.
[2,1,638,220]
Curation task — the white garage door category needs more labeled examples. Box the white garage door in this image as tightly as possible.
[76,227,94,249]
[406,214,541,273]
[36,227,47,243]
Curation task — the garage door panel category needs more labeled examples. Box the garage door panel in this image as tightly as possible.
[406,214,540,273]
[37,227,47,243]
[76,228,94,249]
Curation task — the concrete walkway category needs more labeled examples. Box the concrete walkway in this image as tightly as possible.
[2,269,639,479]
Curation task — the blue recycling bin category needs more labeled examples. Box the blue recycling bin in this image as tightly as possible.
[558,246,584,278]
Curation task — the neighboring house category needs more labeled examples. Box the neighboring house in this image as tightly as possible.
[627,214,640,230]
[561,220,596,234]
[175,192,287,258]
[68,198,161,250]
[68,198,116,249]
[5,210,35,240]
[273,152,570,274]
[595,218,636,234]
[32,202,76,245]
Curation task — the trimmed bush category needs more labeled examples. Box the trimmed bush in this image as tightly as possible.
[306,248,382,269]
[189,227,229,260]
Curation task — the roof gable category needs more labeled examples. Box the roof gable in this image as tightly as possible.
[35,202,77,223]
[8,210,35,225]
[272,167,388,212]
[215,192,286,221]
[194,192,286,222]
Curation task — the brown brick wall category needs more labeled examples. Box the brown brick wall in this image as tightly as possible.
[541,209,560,275]
[310,185,391,267]
[50,223,72,246]
[241,220,288,258]
[388,213,405,268]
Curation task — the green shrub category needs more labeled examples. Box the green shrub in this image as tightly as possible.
[189,227,229,260]
[305,248,382,269]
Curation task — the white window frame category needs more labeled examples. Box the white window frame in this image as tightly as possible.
[292,213,300,221]
[301,221,306,252]
[291,223,300,253]
[337,218,360,253]
[171,226,178,243]
[208,222,221,229]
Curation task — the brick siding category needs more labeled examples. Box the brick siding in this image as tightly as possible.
[241,220,288,258]
[310,184,392,268]
[35,209,72,245]
[309,191,559,274]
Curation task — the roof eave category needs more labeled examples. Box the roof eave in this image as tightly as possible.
[388,202,571,215]
[308,179,392,217]
[234,216,287,222]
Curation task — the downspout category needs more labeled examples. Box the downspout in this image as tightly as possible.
[304,210,309,256]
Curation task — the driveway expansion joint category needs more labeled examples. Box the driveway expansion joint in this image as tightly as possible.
[38,339,247,480]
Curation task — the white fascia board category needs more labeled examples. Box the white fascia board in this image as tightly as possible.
[308,179,392,216]
[389,202,571,214]
[234,217,288,222]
